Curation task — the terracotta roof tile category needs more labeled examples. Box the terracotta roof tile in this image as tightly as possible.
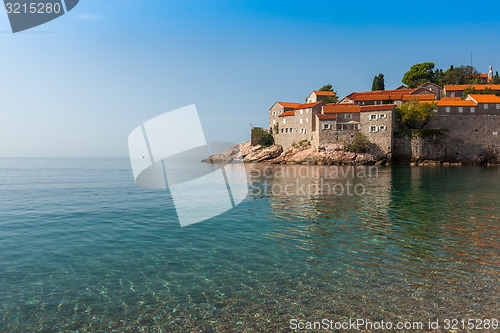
[313,91,336,96]
[440,97,462,101]
[467,94,500,103]
[276,102,301,109]
[360,104,396,112]
[402,94,436,101]
[295,102,321,109]
[436,100,477,106]
[323,104,361,114]
[444,84,500,91]
[316,114,337,120]
[278,111,295,117]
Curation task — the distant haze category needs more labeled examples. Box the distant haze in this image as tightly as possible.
[1,0,499,157]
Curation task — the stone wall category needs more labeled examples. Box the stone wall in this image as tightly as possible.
[393,114,500,163]
[360,109,394,155]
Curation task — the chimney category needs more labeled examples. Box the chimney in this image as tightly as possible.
[488,66,493,79]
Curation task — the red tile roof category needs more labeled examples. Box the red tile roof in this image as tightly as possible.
[440,97,462,101]
[444,84,500,91]
[349,89,416,102]
[276,102,301,109]
[278,111,295,117]
[436,100,477,106]
[316,114,337,120]
[467,94,500,103]
[323,104,361,114]
[360,104,396,112]
[295,102,321,109]
[402,94,435,101]
[472,74,489,78]
[313,91,336,96]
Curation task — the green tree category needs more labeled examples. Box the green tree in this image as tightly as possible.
[402,62,436,88]
[346,133,371,153]
[492,71,500,84]
[396,98,437,129]
[318,84,338,104]
[372,73,385,91]
[439,65,479,85]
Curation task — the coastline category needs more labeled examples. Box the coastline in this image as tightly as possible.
[203,141,499,166]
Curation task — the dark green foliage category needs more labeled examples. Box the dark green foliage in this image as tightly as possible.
[251,127,274,147]
[346,133,371,153]
[402,62,436,88]
[318,84,339,104]
[273,123,279,134]
[372,73,385,91]
[492,71,500,84]
[439,65,479,86]
[462,87,498,98]
[396,99,437,129]
[411,129,447,140]
[260,134,274,147]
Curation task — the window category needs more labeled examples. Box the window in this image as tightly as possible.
[281,128,284,133]
[285,128,288,133]
[300,110,303,115]
[379,125,387,131]
[279,110,283,114]
[433,108,438,113]
[300,118,303,124]
[451,92,456,97]
[306,118,309,123]
[304,129,306,134]
[345,114,352,119]
[283,119,286,124]
[369,126,378,132]
[273,120,276,124]
[446,107,451,113]
[458,107,463,113]
[272,111,276,116]
[370,114,378,120]
[322,123,331,130]
[485,104,489,109]
[497,104,500,110]
[379,114,387,119]
[471,107,475,113]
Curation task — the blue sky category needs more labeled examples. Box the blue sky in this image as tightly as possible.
[1,0,500,157]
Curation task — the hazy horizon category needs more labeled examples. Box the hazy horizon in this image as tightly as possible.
[1,0,500,157]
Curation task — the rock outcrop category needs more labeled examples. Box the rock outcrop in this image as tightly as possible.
[203,141,385,165]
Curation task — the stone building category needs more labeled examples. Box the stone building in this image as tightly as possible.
[306,91,336,103]
[359,105,397,155]
[444,84,500,98]
[269,102,301,134]
[273,102,324,149]
[268,84,500,162]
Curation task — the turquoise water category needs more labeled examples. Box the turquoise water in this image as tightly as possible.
[0,158,499,332]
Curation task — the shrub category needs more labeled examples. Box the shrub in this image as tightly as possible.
[346,133,371,153]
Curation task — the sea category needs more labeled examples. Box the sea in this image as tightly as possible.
[0,158,498,332]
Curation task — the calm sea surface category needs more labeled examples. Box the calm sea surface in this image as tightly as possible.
[0,158,498,332]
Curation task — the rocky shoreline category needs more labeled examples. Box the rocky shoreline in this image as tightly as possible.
[202,141,499,166]
[203,141,388,165]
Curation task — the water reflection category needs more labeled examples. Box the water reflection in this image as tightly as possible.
[247,164,500,279]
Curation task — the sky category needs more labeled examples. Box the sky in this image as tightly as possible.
[1,0,500,157]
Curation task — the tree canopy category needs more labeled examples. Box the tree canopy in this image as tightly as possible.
[318,84,338,104]
[438,65,479,85]
[396,98,437,129]
[402,62,436,88]
[372,74,385,91]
